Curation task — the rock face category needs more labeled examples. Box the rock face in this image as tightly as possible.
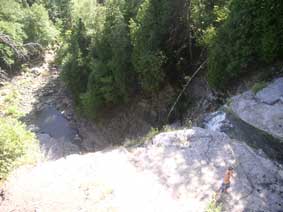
[230,78,283,140]
[1,128,282,212]
[203,78,283,162]
[37,133,80,160]
[255,78,283,105]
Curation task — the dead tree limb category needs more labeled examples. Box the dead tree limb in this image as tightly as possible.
[167,59,208,121]
[0,33,28,62]
[23,42,43,52]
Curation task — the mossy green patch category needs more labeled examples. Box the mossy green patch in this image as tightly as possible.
[251,82,267,94]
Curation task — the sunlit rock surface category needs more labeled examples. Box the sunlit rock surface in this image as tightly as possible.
[230,78,283,139]
[1,128,282,212]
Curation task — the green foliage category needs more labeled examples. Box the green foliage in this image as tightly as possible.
[43,0,73,31]
[0,0,27,69]
[206,200,222,212]
[0,0,58,70]
[123,0,143,22]
[61,0,283,116]
[0,81,40,179]
[83,0,132,114]
[208,0,283,89]
[130,0,172,92]
[0,44,16,70]
[191,0,230,46]
[200,26,217,47]
[0,118,36,179]
[62,19,91,103]
[62,0,179,115]
[86,1,131,110]
[251,81,267,94]
[72,0,106,35]
[62,0,133,115]
[63,0,225,115]
[0,0,27,42]
[20,0,42,7]
[23,3,58,46]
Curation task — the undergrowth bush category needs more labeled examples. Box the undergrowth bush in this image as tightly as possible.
[0,118,37,179]
[206,200,222,212]
[0,83,40,180]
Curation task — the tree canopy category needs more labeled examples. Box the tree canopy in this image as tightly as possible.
[1,0,282,115]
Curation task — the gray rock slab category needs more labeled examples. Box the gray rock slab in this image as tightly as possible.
[1,128,282,212]
[37,133,80,160]
[231,79,283,139]
[46,138,80,160]
[37,133,55,154]
[256,78,283,105]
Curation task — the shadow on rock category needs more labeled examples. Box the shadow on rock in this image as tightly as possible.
[128,128,283,212]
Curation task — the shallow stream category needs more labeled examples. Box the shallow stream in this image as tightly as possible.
[34,106,77,142]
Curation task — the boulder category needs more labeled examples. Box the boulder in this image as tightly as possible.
[230,78,283,140]
[37,133,54,152]
[45,138,80,160]
[134,128,283,212]
[255,78,283,105]
[37,133,80,160]
[1,128,282,212]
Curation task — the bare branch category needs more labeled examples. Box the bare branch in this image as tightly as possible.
[167,59,208,121]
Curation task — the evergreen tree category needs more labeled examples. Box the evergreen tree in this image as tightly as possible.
[208,0,283,88]
[62,19,91,103]
[130,0,173,92]
[43,0,73,30]
[82,0,132,114]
